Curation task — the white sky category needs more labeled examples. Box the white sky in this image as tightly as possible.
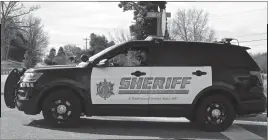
[23,2,267,54]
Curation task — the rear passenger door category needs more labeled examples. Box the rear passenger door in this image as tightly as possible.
[148,45,212,105]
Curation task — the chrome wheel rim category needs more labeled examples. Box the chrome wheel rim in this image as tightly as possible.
[51,99,72,121]
[205,103,227,124]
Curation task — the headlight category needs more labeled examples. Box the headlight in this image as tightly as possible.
[22,72,43,82]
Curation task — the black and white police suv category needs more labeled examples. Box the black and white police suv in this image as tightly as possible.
[4,36,267,132]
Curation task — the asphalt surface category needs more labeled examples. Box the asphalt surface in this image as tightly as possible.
[1,96,267,140]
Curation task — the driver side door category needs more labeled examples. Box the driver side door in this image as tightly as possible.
[90,46,151,116]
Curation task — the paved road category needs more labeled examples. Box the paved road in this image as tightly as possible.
[1,96,267,140]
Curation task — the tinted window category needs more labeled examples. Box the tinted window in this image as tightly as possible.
[150,45,193,66]
[187,46,225,67]
[150,44,212,66]
[149,43,259,70]
[214,47,260,70]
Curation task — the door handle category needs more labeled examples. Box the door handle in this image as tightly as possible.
[131,71,146,77]
[192,70,207,76]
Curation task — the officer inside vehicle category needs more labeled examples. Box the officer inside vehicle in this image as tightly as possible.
[137,49,148,66]
[108,48,148,67]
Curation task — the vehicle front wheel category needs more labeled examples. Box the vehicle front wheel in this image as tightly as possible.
[42,89,82,127]
[195,95,236,132]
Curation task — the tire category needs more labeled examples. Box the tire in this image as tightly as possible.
[42,89,82,127]
[195,95,236,132]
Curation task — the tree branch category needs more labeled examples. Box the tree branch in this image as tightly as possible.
[1,2,5,16]
[171,8,215,42]
[9,3,24,12]
[9,11,31,19]
[9,26,28,32]
[5,2,17,18]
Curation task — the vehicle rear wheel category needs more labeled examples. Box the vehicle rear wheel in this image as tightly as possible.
[42,89,81,127]
[195,95,236,132]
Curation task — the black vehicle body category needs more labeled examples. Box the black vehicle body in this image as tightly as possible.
[4,39,267,131]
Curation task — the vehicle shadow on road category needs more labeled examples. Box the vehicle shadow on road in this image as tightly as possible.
[26,117,222,139]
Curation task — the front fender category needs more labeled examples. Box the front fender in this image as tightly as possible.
[192,81,240,105]
[38,79,87,95]
[36,79,92,114]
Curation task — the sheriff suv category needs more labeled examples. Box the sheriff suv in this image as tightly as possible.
[4,36,267,132]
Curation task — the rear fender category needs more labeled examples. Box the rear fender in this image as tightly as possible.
[192,82,240,106]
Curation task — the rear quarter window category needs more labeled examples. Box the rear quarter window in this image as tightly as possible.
[215,47,260,71]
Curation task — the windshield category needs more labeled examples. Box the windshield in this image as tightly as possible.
[88,44,120,61]
[76,43,121,67]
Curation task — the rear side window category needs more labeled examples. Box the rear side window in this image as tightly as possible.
[149,43,226,66]
[149,46,192,66]
[215,47,260,70]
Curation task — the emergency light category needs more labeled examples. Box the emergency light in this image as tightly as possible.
[145,35,164,43]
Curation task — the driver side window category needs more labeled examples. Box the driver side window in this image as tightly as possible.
[108,47,149,67]
[109,53,127,67]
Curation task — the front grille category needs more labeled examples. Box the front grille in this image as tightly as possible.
[20,82,34,88]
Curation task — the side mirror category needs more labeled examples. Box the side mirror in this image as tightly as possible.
[96,59,108,67]
[69,56,74,61]
[80,54,89,62]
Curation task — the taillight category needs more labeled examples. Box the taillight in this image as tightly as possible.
[250,71,263,85]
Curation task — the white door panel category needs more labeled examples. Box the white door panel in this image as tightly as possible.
[149,67,212,104]
[91,67,151,104]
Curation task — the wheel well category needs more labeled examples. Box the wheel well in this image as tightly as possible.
[38,86,86,113]
[193,89,238,115]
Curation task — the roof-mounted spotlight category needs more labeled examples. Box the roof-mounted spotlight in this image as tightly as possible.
[221,38,240,46]
[145,35,164,43]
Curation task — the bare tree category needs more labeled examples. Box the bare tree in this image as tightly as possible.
[108,28,133,44]
[63,44,82,58]
[1,1,39,60]
[22,15,49,68]
[169,8,216,42]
